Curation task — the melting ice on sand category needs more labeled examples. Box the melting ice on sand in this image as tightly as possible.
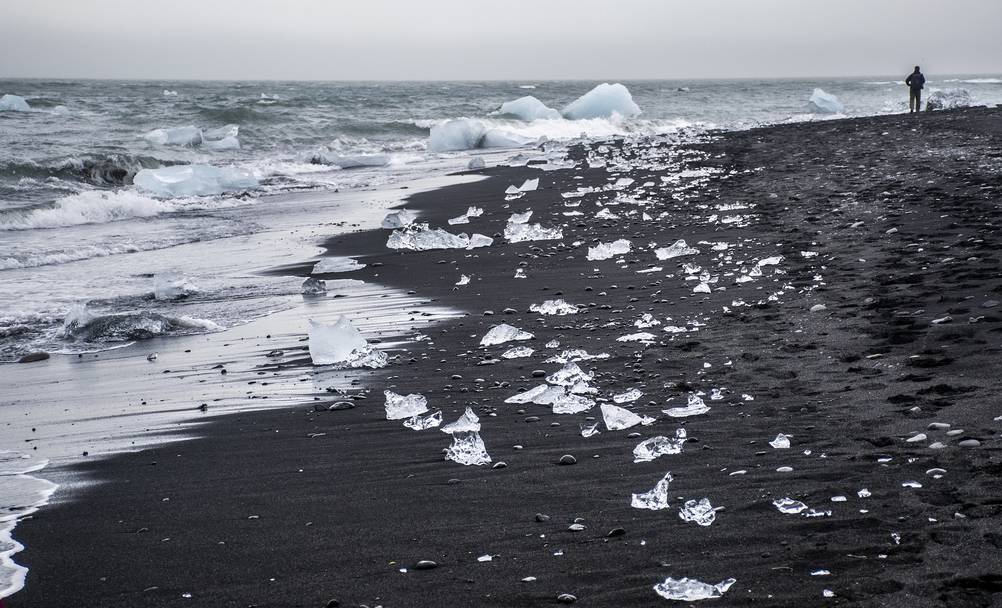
[441,407,480,433]
[602,403,655,431]
[586,239,632,261]
[445,431,492,466]
[312,257,366,274]
[631,472,673,510]
[403,410,442,430]
[633,430,687,462]
[530,299,579,315]
[480,323,534,346]
[308,318,387,368]
[653,577,736,601]
[384,390,429,420]
[381,209,417,229]
[504,221,563,243]
[662,394,710,418]
[655,239,699,260]
[386,222,493,251]
[679,498,718,526]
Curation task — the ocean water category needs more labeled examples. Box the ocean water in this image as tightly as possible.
[1,77,1000,361]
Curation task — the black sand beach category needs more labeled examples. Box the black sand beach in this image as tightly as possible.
[13,108,1002,607]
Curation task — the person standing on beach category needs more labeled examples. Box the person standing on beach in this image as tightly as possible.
[905,66,926,113]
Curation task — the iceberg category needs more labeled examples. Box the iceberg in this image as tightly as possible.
[679,498,718,526]
[632,430,687,462]
[0,94,30,112]
[445,430,492,466]
[152,273,199,300]
[311,151,391,168]
[655,239,698,260]
[403,410,442,430]
[587,239,632,261]
[562,83,641,119]
[601,403,655,430]
[662,394,710,418]
[808,88,845,114]
[203,136,240,150]
[133,165,259,198]
[429,119,487,151]
[384,390,429,420]
[926,88,972,111]
[142,126,204,147]
[496,96,561,121]
[631,472,673,510]
[308,317,387,368]
[653,577,736,601]
[381,209,418,229]
[481,323,534,346]
[530,299,579,315]
[441,407,481,433]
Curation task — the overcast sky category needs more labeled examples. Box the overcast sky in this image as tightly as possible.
[2,0,1001,80]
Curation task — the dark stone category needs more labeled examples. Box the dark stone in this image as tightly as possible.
[558,455,577,465]
[17,352,49,363]
[413,560,438,570]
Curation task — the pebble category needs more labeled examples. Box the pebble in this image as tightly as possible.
[413,560,438,570]
[958,439,981,448]
[606,527,626,537]
[928,422,951,431]
[906,433,927,443]
[17,352,49,363]
[568,523,586,531]
[524,416,541,423]
[557,593,577,604]
[558,455,577,465]
[492,461,507,469]
[535,513,551,522]
[531,370,546,377]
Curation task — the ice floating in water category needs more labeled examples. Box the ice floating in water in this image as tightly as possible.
[679,498,718,526]
[601,403,655,431]
[467,156,486,170]
[653,577,736,601]
[613,388,643,403]
[808,88,845,114]
[0,94,30,112]
[134,165,259,197]
[480,323,534,346]
[663,394,710,418]
[204,136,240,150]
[631,472,673,510]
[445,431,492,466]
[504,221,562,243]
[769,433,791,449]
[587,239,632,261]
[384,390,429,420]
[501,346,534,359]
[386,223,492,251]
[429,119,488,151]
[308,317,387,368]
[773,497,809,514]
[403,410,442,430]
[530,299,579,315]
[301,277,326,295]
[152,273,199,300]
[546,362,594,387]
[312,257,366,274]
[656,239,699,260]
[381,209,417,229]
[496,96,561,121]
[441,407,481,433]
[562,83,641,120]
[633,429,687,462]
[142,125,204,147]
[926,88,973,111]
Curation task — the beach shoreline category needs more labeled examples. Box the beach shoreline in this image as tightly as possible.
[10,107,1002,607]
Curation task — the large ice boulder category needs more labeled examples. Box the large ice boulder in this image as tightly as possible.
[310,150,391,168]
[808,88,845,114]
[496,96,561,121]
[308,317,387,368]
[926,89,972,111]
[0,94,30,112]
[429,119,487,151]
[133,165,259,197]
[143,126,204,147]
[562,83,641,120]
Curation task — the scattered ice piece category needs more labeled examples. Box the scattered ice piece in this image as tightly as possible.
[134,165,258,197]
[308,317,387,368]
[384,390,429,420]
[678,498,718,526]
[546,362,594,387]
[581,421,601,437]
[808,88,845,114]
[634,313,660,328]
[514,268,527,279]
[517,178,539,192]
[508,210,532,224]
[633,429,687,462]
[497,95,561,120]
[655,239,698,260]
[613,388,643,404]
[595,207,620,220]
[757,256,783,267]
[468,234,494,248]
[617,332,657,343]
[631,472,673,510]
[530,299,579,315]
[441,407,481,433]
[481,324,534,346]
[504,221,562,243]
[769,433,791,449]
[312,257,366,274]
[773,497,809,514]
[653,577,736,601]
[445,431,492,466]
[403,410,443,430]
[663,394,710,418]
[601,403,655,430]
[902,481,922,488]
[456,274,471,286]
[545,349,609,363]
[381,209,417,229]
[142,125,203,146]
[811,570,831,576]
[587,239,632,261]
[831,496,847,502]
[301,277,326,295]
[551,393,595,414]
[823,589,836,598]
[387,223,491,251]
[692,282,711,294]
[477,554,493,563]
[501,346,534,359]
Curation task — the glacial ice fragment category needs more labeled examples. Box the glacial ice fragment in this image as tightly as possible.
[562,83,642,119]
[653,577,736,601]
[0,94,31,112]
[773,497,809,514]
[678,498,717,526]
[601,403,655,431]
[384,390,429,420]
[926,88,972,111]
[496,96,562,121]
[441,407,481,433]
[631,472,673,510]
[616,332,657,343]
[403,410,442,430]
[545,362,594,387]
[142,125,203,146]
[769,433,791,449]
[429,119,487,151]
[308,317,387,368]
[381,209,417,229]
[301,277,327,295]
[312,257,366,274]
[518,178,539,192]
[530,299,579,315]
[633,429,687,462]
[663,394,710,418]
[480,323,534,346]
[613,388,643,404]
[134,165,258,198]
[544,349,610,363]
[552,393,595,414]
[501,346,534,359]
[808,88,845,114]
[581,421,601,437]
[445,431,492,466]
[655,239,698,260]
[587,239,632,261]
[508,211,532,224]
[386,223,470,250]
[456,274,471,286]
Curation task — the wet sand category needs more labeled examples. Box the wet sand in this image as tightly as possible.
[12,107,1002,607]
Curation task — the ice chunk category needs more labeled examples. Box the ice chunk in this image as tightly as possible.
[308,317,387,368]
[655,239,698,260]
[926,88,973,111]
[441,407,481,433]
[595,207,620,220]
[508,210,533,224]
[134,165,258,197]
[613,388,643,403]
[480,323,534,346]
[562,83,641,119]
[692,282,711,294]
[808,88,845,114]
[204,124,238,139]
[203,136,240,150]
[504,384,566,405]
[757,256,783,267]
[403,410,442,430]
[467,234,494,249]
[504,221,563,243]
[301,277,327,295]
[456,274,471,286]
[601,403,655,430]
[551,392,595,414]
[445,431,492,466]
[546,362,594,387]
[384,390,429,420]
[679,498,718,526]
[769,433,791,449]
[153,273,199,300]
[311,151,390,168]
[518,178,539,192]
[617,332,657,343]
[467,156,486,170]
[663,394,710,418]
[386,223,490,251]
[530,299,579,315]
[501,346,534,359]
[631,472,673,510]
[545,349,610,363]
[587,239,632,261]
[633,429,687,462]
[653,577,736,601]
[496,96,561,121]
[773,497,809,514]
[635,313,660,329]
[0,94,31,112]
[142,126,203,147]
[381,209,417,229]
[312,257,366,274]
[429,119,486,151]
[581,421,601,437]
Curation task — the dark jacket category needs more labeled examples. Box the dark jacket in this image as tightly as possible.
[906,72,926,90]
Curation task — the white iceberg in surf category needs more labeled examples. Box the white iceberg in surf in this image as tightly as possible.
[133,165,259,198]
[386,223,492,251]
[142,125,204,147]
[308,317,387,368]
[152,273,199,300]
[601,403,655,430]
[926,89,972,111]
[0,94,30,112]
[312,257,366,274]
[587,239,632,261]
[480,323,533,346]
[653,577,736,601]
[384,390,429,420]
[496,96,561,121]
[310,150,391,168]
[445,430,492,466]
[381,209,417,229]
[808,88,845,114]
[562,83,641,119]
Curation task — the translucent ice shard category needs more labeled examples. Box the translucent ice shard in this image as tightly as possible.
[301,277,327,295]
[551,393,595,414]
[508,210,533,224]
[530,299,579,315]
[480,323,534,346]
[403,410,442,430]
[384,390,429,420]
[587,239,632,261]
[308,317,387,368]
[631,472,673,510]
[617,332,657,343]
[386,223,470,250]
[655,239,699,260]
[757,256,784,267]
[544,349,610,363]
[633,429,687,462]
[653,577,736,601]
[518,178,539,192]
[456,274,471,286]
[634,313,660,328]
[445,431,492,466]
[504,221,563,243]
[581,421,601,437]
[504,384,566,405]
[312,257,366,274]
[769,433,791,449]
[546,362,594,387]
[808,88,844,114]
[613,388,643,403]
[501,346,534,359]
[601,403,655,431]
[441,407,481,433]
[467,234,494,249]
[561,83,641,120]
[663,394,710,418]
[773,497,809,514]
[678,498,717,526]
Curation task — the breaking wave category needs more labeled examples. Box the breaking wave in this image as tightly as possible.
[62,305,223,343]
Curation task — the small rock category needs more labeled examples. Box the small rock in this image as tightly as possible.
[558,455,577,465]
[492,461,508,469]
[810,304,827,312]
[928,422,951,431]
[531,370,546,378]
[534,513,551,522]
[958,439,981,448]
[606,527,626,537]
[557,593,577,604]
[413,560,438,570]
[17,352,49,363]
[524,416,540,423]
